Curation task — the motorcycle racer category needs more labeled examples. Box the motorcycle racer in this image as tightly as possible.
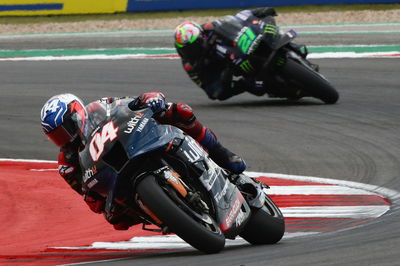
[174,7,279,101]
[40,92,252,230]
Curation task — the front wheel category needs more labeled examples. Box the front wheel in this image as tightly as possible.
[279,57,339,104]
[239,194,285,245]
[136,175,225,253]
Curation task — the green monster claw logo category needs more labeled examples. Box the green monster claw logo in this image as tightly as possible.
[264,24,277,35]
[239,60,254,73]
[276,57,286,66]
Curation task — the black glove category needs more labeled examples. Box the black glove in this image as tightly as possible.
[252,7,277,18]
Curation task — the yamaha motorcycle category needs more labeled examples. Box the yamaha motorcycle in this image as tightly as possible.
[214,9,339,104]
[79,99,285,253]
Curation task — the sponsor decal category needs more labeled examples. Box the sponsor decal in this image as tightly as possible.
[124,113,144,134]
[264,24,277,35]
[200,159,221,191]
[83,165,97,182]
[235,209,246,227]
[235,12,249,21]
[87,178,99,189]
[89,121,119,161]
[183,138,204,163]
[223,196,243,231]
[164,169,188,198]
[247,34,263,55]
[216,44,227,55]
[136,118,149,133]
[239,59,254,73]
[201,170,218,191]
[214,179,229,202]
[164,169,180,184]
[90,126,101,137]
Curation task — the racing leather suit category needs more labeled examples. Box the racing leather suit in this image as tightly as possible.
[57,92,246,230]
[176,7,277,100]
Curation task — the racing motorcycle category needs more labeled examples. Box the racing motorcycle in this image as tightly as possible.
[214,9,339,104]
[79,99,285,253]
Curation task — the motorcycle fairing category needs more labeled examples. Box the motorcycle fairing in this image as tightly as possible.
[170,136,251,236]
[80,102,182,193]
[79,100,251,237]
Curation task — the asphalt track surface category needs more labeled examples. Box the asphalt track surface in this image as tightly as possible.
[1,25,400,265]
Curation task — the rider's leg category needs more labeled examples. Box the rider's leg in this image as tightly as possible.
[243,79,266,96]
[157,102,246,174]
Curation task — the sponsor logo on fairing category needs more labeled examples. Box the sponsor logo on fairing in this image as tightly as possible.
[183,138,204,163]
[90,126,101,137]
[87,178,99,189]
[235,12,250,21]
[124,116,140,134]
[216,44,228,57]
[83,165,97,181]
[124,113,145,134]
[235,209,246,227]
[224,197,242,230]
[214,179,229,202]
[136,118,149,132]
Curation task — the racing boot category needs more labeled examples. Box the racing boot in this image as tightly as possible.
[244,80,266,97]
[200,129,246,174]
[208,142,247,174]
[199,129,264,207]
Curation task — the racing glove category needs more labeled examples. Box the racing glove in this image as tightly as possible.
[251,7,277,18]
[138,91,166,114]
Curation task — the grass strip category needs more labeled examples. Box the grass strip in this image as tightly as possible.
[1,45,399,58]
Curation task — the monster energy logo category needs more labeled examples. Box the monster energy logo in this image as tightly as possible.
[264,24,277,35]
[276,57,286,66]
[239,60,254,73]
[237,27,257,54]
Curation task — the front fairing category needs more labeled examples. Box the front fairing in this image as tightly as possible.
[215,10,284,60]
[79,100,183,195]
[124,114,182,159]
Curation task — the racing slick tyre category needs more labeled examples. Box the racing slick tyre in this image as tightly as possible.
[280,57,339,104]
[239,195,285,245]
[137,175,225,254]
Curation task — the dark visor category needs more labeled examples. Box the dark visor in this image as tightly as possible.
[46,125,75,147]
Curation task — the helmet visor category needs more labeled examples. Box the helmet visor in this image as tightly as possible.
[177,37,204,61]
[46,124,75,147]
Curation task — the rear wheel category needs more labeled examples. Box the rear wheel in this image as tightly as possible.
[136,175,225,253]
[239,195,285,245]
[279,57,339,104]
